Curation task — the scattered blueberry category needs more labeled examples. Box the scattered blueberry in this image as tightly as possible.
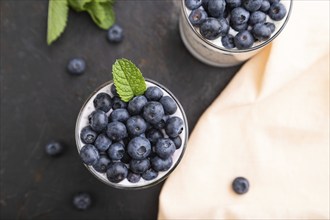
[128,95,148,115]
[106,121,128,141]
[107,142,125,160]
[67,58,86,75]
[112,96,127,110]
[80,144,100,165]
[165,116,184,138]
[92,155,111,173]
[126,115,147,136]
[109,108,130,123]
[260,0,270,12]
[249,11,266,25]
[107,24,124,43]
[145,86,163,101]
[232,177,249,194]
[89,110,108,132]
[230,7,250,25]
[268,2,287,21]
[94,133,112,152]
[234,30,254,49]
[127,137,151,160]
[243,0,262,12]
[142,168,158,181]
[151,156,173,172]
[155,138,176,159]
[80,126,97,144]
[185,0,202,10]
[93,93,112,113]
[45,141,64,156]
[143,101,165,124]
[129,159,151,174]
[207,0,226,18]
[221,34,235,49]
[127,172,141,183]
[73,192,92,210]
[106,162,128,183]
[171,136,182,149]
[159,96,177,115]
[200,18,222,40]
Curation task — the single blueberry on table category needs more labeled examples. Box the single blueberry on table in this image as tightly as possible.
[112,96,128,110]
[127,172,141,183]
[142,168,158,181]
[155,138,176,159]
[89,110,108,132]
[189,8,208,27]
[232,177,249,194]
[111,84,118,96]
[165,116,184,138]
[107,24,123,43]
[106,162,128,183]
[72,192,92,210]
[94,133,112,152]
[143,101,165,124]
[234,30,255,49]
[126,115,147,137]
[106,121,128,141]
[268,2,287,21]
[80,126,97,144]
[107,142,125,160]
[260,0,270,12]
[80,144,100,166]
[128,95,148,115]
[151,156,173,172]
[109,108,130,123]
[221,34,235,49]
[252,23,272,41]
[249,11,266,25]
[207,0,226,18]
[159,96,177,115]
[226,0,241,8]
[200,18,222,40]
[127,137,151,160]
[230,7,250,25]
[145,86,163,101]
[171,136,182,149]
[146,128,164,145]
[92,155,111,173]
[45,141,64,156]
[129,159,151,174]
[243,0,263,12]
[93,93,112,113]
[67,58,86,75]
[185,0,202,10]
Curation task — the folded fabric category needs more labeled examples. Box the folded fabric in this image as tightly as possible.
[158,1,329,219]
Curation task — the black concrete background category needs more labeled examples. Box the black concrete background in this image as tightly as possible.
[0,0,241,219]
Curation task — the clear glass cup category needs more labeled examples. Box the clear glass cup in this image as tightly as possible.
[75,79,189,189]
[179,0,293,67]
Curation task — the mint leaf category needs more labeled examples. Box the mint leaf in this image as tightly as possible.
[68,0,92,11]
[112,59,147,102]
[47,0,69,45]
[85,1,115,29]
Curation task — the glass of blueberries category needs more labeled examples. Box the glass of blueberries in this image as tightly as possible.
[180,0,293,67]
[75,80,188,189]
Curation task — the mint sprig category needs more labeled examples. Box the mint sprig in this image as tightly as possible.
[112,59,147,102]
[47,0,115,45]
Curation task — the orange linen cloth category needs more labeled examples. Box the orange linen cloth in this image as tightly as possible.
[158,1,329,219]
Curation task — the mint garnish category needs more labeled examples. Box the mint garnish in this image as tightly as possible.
[112,59,147,102]
[47,0,69,45]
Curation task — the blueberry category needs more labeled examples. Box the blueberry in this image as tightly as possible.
[89,110,108,132]
[268,2,286,21]
[234,30,254,49]
[145,86,163,101]
[230,22,248,31]
[92,155,111,173]
[265,22,275,33]
[185,0,202,10]
[127,172,141,183]
[155,138,176,159]
[146,129,164,145]
[121,152,132,164]
[153,115,169,130]
[171,136,182,149]
[151,156,173,172]
[189,8,208,27]
[80,126,97,144]
[159,96,177,115]
[112,96,128,110]
[143,101,165,124]
[207,0,226,18]
[67,58,86,75]
[243,0,262,12]
[252,23,272,41]
[106,122,128,141]
[221,34,235,49]
[230,7,250,25]
[129,159,151,174]
[268,0,279,4]
[142,168,158,181]
[80,144,100,166]
[201,0,209,10]
[127,95,148,115]
[72,192,92,210]
[110,84,118,96]
[225,0,241,8]
[249,11,266,25]
[200,18,222,40]
[93,93,112,113]
[44,141,64,156]
[127,137,151,160]
[218,18,230,36]
[106,162,128,183]
[107,142,125,160]
[165,116,184,138]
[109,108,130,123]
[232,177,249,194]
[126,115,147,136]
[107,24,123,43]
[260,0,270,12]
[94,133,112,152]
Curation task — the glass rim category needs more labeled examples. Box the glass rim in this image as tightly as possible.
[75,79,189,190]
[181,0,293,53]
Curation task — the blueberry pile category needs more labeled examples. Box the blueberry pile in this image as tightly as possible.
[79,84,184,184]
[185,0,287,49]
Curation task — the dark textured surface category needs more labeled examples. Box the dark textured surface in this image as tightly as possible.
[0,1,240,219]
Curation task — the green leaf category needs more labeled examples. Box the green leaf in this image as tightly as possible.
[68,0,92,11]
[112,59,147,102]
[85,1,115,30]
[47,0,69,45]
